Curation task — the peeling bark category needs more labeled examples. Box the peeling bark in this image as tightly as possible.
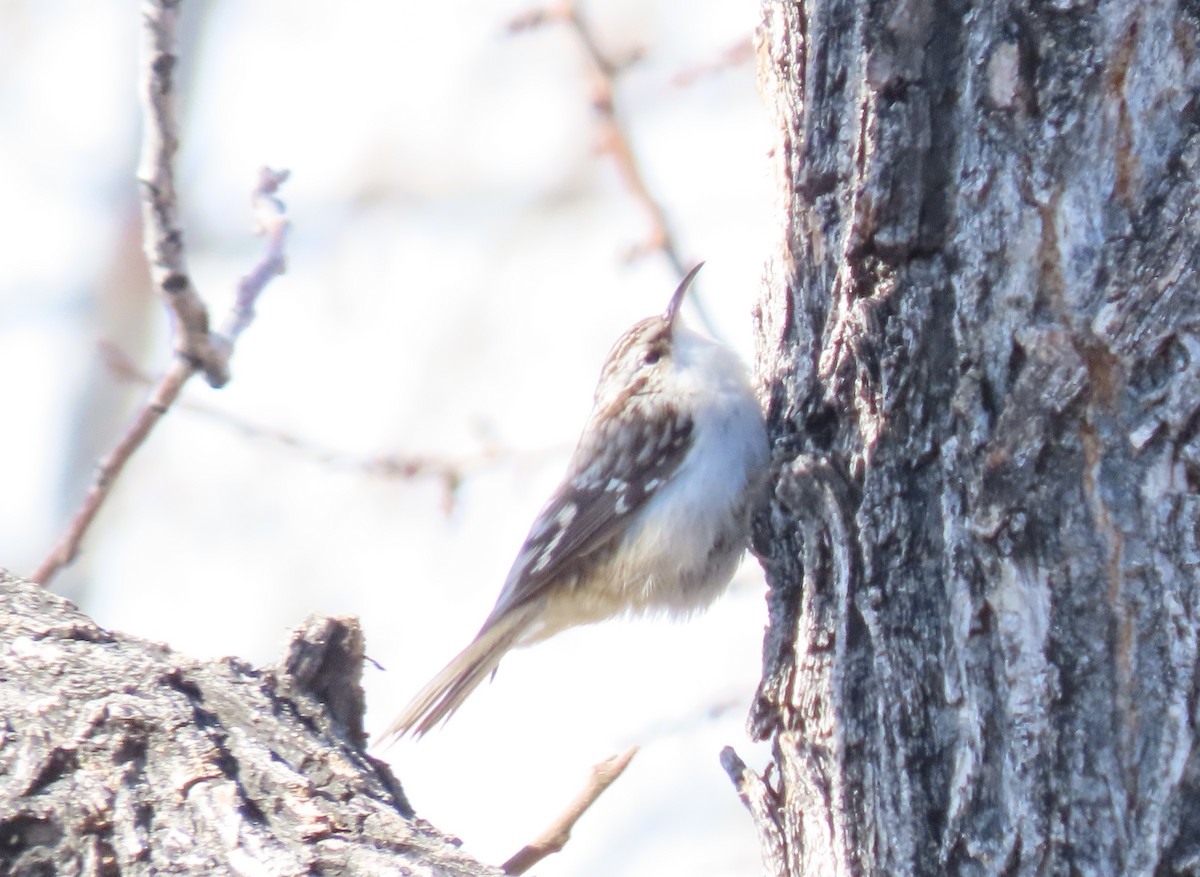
[741,1,1200,875]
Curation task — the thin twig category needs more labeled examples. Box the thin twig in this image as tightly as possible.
[98,341,509,515]
[31,1,289,586]
[221,167,291,346]
[32,360,192,586]
[509,2,719,336]
[502,745,639,875]
[671,37,754,86]
[98,340,582,515]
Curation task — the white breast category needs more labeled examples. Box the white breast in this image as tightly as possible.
[608,325,769,614]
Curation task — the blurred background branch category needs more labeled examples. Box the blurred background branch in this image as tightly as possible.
[510,1,724,336]
[30,2,290,587]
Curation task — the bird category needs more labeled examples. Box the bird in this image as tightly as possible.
[384,263,769,739]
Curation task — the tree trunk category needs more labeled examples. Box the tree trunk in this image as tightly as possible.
[737,0,1200,875]
[0,571,497,876]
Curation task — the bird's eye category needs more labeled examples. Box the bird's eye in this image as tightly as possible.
[643,350,662,366]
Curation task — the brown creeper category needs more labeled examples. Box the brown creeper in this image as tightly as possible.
[385,263,769,738]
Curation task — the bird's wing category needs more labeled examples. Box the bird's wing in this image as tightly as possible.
[482,396,694,627]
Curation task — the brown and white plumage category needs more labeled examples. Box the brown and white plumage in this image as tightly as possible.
[384,264,768,739]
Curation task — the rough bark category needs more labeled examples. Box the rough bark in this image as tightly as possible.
[742,1,1200,875]
[0,571,498,876]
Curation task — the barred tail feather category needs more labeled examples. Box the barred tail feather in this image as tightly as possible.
[383,604,540,740]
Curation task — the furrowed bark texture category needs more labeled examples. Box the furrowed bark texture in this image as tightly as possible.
[0,572,499,876]
[746,1,1200,875]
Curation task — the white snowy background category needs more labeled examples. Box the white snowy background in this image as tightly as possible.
[0,1,777,875]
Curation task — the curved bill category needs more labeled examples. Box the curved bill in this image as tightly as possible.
[665,261,705,327]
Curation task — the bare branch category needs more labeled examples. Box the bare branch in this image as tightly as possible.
[509,2,719,336]
[507,2,569,35]
[32,359,194,585]
[220,167,291,348]
[98,340,546,515]
[31,2,289,586]
[501,746,639,875]
[671,37,754,87]
[99,341,577,515]
[136,0,222,385]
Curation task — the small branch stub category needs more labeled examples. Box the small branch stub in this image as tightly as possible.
[720,746,786,876]
[501,746,639,875]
